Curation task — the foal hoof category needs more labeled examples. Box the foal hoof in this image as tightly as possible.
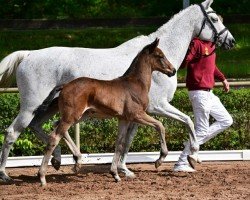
[72,164,81,174]
[0,172,13,183]
[51,157,61,171]
[37,173,47,187]
[155,159,162,169]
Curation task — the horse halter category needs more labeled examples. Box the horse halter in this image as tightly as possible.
[197,4,228,47]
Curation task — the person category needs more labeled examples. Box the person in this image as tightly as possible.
[174,37,233,172]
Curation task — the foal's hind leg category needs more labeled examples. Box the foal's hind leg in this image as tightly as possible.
[110,120,131,182]
[29,102,62,170]
[134,112,168,169]
[63,131,82,173]
[38,121,70,186]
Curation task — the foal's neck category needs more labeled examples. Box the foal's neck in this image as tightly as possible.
[122,54,153,92]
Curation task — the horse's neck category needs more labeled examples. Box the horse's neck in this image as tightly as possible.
[122,56,152,92]
[149,5,201,70]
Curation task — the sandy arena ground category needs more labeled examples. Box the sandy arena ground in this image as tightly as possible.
[0,161,249,200]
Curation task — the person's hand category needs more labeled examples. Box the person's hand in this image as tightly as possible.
[222,79,230,93]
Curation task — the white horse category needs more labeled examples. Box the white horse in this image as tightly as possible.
[0,0,235,182]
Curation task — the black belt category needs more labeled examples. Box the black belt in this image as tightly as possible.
[189,88,211,92]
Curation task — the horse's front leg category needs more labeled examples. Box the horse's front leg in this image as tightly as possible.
[147,101,201,168]
[110,120,131,182]
[118,123,138,179]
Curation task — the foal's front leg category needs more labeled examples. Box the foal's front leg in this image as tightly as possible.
[147,101,200,168]
[134,112,168,168]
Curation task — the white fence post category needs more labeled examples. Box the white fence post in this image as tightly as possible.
[75,123,80,150]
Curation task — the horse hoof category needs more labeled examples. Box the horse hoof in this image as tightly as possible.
[51,157,61,171]
[126,172,136,179]
[115,176,121,183]
[110,171,121,182]
[0,171,13,182]
[197,157,202,164]
[155,159,162,169]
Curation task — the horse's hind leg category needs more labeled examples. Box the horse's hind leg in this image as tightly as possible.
[118,122,138,179]
[29,101,62,170]
[110,120,131,182]
[0,111,33,182]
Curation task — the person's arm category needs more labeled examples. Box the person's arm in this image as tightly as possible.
[214,66,230,92]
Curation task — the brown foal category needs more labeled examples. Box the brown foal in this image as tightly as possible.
[38,38,176,186]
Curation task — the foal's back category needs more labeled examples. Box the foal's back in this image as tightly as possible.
[59,75,148,121]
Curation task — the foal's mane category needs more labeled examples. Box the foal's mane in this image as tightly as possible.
[122,43,152,77]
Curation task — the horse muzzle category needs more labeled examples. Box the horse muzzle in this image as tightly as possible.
[219,37,236,50]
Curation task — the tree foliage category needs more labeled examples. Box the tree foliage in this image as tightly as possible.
[0,0,249,19]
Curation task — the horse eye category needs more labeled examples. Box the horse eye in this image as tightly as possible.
[211,17,218,23]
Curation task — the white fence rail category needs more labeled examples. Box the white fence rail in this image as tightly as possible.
[5,150,250,167]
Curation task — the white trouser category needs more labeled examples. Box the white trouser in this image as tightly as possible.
[177,90,233,165]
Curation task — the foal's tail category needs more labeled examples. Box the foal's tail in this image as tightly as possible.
[33,85,63,116]
[0,50,30,87]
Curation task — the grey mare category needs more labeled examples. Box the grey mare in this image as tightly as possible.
[0,0,235,182]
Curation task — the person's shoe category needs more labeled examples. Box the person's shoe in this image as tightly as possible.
[173,164,196,172]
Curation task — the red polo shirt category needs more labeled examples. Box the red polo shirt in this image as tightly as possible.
[182,38,225,90]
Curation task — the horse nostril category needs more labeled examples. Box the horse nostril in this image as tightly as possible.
[231,39,236,47]
[173,68,176,75]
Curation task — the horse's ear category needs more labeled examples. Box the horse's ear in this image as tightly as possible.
[202,0,213,9]
[148,38,160,53]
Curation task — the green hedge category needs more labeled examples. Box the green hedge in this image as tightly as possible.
[0,88,249,156]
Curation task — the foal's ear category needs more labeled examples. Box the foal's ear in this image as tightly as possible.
[148,38,160,53]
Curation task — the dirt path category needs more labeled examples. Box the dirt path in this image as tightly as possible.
[0,161,249,200]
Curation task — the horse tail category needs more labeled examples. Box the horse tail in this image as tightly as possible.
[0,50,30,87]
[33,85,63,116]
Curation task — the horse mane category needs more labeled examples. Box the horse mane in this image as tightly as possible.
[153,4,197,36]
